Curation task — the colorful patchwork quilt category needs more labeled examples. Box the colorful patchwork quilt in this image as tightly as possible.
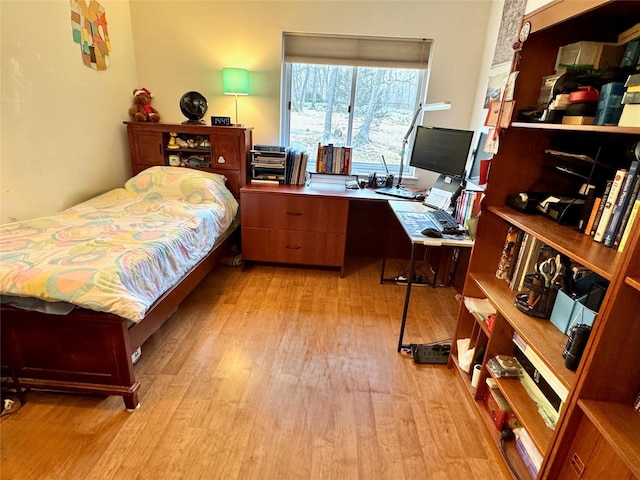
[0,167,238,322]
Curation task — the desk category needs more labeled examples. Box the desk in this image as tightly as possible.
[240,183,421,275]
[382,201,473,352]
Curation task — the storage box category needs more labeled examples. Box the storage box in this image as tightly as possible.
[484,387,516,430]
[555,41,625,71]
[562,115,594,125]
[594,82,625,125]
[550,290,597,334]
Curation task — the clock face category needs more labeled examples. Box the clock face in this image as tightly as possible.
[519,21,531,43]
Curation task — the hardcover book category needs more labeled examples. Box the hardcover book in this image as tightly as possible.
[594,169,627,242]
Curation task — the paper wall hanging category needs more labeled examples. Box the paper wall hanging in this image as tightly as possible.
[70,0,111,70]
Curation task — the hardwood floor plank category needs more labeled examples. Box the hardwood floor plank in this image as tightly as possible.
[1,258,510,480]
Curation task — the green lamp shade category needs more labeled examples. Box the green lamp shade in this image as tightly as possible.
[222,68,249,96]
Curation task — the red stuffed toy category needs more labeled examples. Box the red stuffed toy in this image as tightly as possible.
[129,87,160,122]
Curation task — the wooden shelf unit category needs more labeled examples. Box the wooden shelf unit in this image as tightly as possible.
[452,1,640,478]
[124,122,253,197]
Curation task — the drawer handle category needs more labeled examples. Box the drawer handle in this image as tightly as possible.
[570,453,585,477]
[286,211,302,216]
[285,245,301,250]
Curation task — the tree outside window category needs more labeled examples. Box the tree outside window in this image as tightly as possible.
[286,63,423,176]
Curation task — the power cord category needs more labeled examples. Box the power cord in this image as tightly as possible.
[499,428,523,480]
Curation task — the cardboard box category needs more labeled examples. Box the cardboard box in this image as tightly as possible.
[618,23,640,45]
[562,115,594,125]
[555,41,625,71]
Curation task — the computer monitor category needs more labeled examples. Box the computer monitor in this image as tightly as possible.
[408,126,474,179]
[467,131,493,184]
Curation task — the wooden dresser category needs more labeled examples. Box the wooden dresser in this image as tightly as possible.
[240,184,350,275]
[124,122,253,196]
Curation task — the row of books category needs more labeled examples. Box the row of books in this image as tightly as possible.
[581,159,640,252]
[454,189,484,226]
[286,150,309,185]
[496,225,559,293]
[316,144,352,174]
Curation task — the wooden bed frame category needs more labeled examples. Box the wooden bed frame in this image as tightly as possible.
[1,207,239,411]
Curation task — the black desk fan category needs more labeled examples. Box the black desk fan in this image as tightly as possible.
[180,91,208,124]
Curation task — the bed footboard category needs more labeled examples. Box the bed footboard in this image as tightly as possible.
[1,307,140,410]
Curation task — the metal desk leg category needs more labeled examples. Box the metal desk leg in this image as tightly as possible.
[397,242,417,352]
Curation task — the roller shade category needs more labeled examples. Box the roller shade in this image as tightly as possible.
[283,32,432,69]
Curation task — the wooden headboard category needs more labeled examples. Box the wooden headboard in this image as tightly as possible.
[124,122,253,198]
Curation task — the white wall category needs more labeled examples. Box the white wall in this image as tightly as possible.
[129,0,493,188]
[0,0,138,223]
[1,0,501,223]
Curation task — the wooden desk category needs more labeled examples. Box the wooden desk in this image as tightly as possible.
[383,200,473,352]
[240,183,420,275]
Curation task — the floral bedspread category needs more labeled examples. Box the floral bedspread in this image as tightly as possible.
[0,167,238,322]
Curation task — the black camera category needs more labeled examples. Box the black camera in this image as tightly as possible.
[562,324,591,371]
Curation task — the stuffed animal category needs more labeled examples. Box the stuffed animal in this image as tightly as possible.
[129,88,160,122]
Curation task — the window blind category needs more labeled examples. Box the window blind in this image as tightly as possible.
[283,32,432,69]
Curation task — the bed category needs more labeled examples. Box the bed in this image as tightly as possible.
[0,166,240,410]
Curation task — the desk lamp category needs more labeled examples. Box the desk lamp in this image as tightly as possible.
[222,68,249,126]
[396,101,451,188]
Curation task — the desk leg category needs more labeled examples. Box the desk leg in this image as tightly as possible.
[379,217,390,284]
[397,242,417,352]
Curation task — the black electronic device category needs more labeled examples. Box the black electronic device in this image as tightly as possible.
[536,196,586,225]
[410,343,450,364]
[563,324,591,371]
[179,91,208,125]
[425,208,462,233]
[421,227,442,238]
[507,191,586,225]
[506,191,553,213]
[409,126,474,178]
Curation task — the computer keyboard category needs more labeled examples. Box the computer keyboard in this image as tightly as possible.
[425,209,463,234]
[375,187,418,200]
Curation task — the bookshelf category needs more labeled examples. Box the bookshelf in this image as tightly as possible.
[451,1,640,478]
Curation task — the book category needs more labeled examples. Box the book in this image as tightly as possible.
[584,197,602,236]
[614,173,640,247]
[514,428,542,478]
[297,152,309,185]
[618,188,640,252]
[513,332,569,402]
[594,169,626,242]
[577,189,598,233]
[590,180,613,236]
[326,144,334,173]
[515,347,563,412]
[510,235,544,292]
[343,147,351,174]
[495,226,522,281]
[604,161,639,246]
[509,232,531,290]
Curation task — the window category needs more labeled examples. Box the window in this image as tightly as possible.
[280,33,433,178]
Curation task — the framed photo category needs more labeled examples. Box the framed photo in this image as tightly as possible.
[484,100,515,128]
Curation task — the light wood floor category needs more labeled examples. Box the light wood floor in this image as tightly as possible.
[1,258,511,480]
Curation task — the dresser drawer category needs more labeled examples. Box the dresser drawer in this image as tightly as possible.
[242,228,346,267]
[241,193,348,233]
